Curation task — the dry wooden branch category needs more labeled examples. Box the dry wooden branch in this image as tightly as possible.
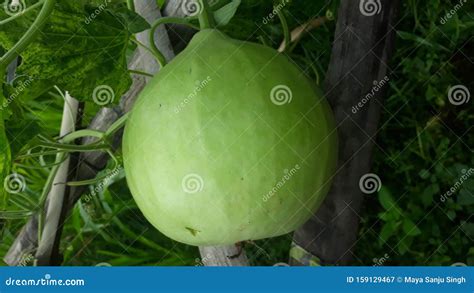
[278,16,328,53]
[290,0,400,265]
[199,245,249,266]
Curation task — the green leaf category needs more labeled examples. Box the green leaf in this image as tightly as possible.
[213,0,241,27]
[403,219,421,236]
[446,210,456,221]
[0,83,12,209]
[419,169,430,179]
[461,222,474,239]
[397,236,413,255]
[378,211,390,221]
[463,177,474,192]
[0,1,136,104]
[111,7,150,34]
[4,107,42,158]
[397,31,450,52]
[156,0,167,9]
[458,188,474,206]
[421,184,439,207]
[379,221,400,245]
[378,186,397,211]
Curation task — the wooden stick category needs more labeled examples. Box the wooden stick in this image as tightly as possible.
[35,93,79,265]
[199,245,249,266]
[277,16,328,53]
[291,0,400,265]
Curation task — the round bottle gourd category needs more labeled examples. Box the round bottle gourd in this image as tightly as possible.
[123,29,337,246]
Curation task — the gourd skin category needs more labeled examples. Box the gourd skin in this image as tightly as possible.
[123,29,337,246]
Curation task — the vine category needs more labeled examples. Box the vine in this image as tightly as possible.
[0,0,56,71]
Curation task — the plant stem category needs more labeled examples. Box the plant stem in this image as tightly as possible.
[0,0,56,69]
[130,37,166,68]
[198,0,215,30]
[257,36,270,47]
[104,112,129,137]
[126,0,135,11]
[39,141,108,152]
[276,7,290,53]
[148,17,200,68]
[0,0,45,26]
[128,69,153,77]
[60,129,105,143]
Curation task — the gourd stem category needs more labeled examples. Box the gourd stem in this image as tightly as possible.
[276,6,290,53]
[198,0,215,29]
[130,37,164,66]
[0,0,45,26]
[148,17,200,68]
[0,0,56,69]
[104,112,130,137]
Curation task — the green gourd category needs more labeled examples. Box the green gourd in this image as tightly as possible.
[123,29,337,246]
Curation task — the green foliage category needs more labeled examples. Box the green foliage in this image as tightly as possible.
[355,0,473,265]
[0,87,11,209]
[212,0,241,27]
[0,0,149,103]
[61,162,196,266]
